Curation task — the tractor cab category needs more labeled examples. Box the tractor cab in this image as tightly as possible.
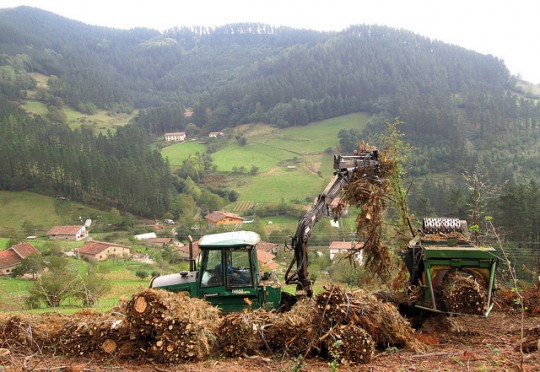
[150,231,282,312]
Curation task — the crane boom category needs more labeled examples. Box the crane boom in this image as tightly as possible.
[285,149,380,297]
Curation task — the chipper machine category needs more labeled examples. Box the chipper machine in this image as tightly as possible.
[403,217,498,316]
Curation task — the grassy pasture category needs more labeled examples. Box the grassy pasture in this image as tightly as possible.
[230,166,329,204]
[0,191,61,231]
[161,141,208,168]
[213,113,369,172]
[212,141,296,172]
[0,191,107,233]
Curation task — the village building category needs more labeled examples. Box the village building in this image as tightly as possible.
[329,241,363,264]
[0,242,40,275]
[257,241,279,255]
[208,131,224,138]
[173,241,201,261]
[164,132,186,142]
[205,211,243,229]
[76,241,131,261]
[47,225,88,241]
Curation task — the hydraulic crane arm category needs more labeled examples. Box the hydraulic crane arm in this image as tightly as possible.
[285,149,380,298]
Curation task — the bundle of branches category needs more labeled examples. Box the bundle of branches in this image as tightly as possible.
[341,150,397,282]
[55,311,132,358]
[0,315,48,353]
[265,299,321,356]
[324,324,374,365]
[218,308,278,357]
[119,289,220,363]
[315,285,424,352]
[441,270,487,315]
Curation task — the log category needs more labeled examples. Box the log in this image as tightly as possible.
[102,339,117,354]
[134,296,148,313]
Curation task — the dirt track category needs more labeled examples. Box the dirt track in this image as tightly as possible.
[2,310,538,371]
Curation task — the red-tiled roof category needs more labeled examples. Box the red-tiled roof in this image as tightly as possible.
[176,242,201,257]
[11,242,40,258]
[0,242,39,268]
[47,225,84,235]
[0,249,22,268]
[265,261,280,270]
[257,241,279,253]
[256,249,275,263]
[329,241,364,250]
[78,241,128,255]
[205,211,243,223]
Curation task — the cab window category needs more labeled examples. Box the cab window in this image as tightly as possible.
[226,249,253,287]
[201,250,223,287]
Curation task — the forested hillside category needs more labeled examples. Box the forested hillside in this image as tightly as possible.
[0,6,539,248]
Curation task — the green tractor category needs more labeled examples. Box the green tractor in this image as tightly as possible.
[403,217,499,316]
[150,230,286,312]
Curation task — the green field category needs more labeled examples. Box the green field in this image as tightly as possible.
[0,191,107,234]
[212,113,369,172]
[0,191,62,231]
[161,141,208,168]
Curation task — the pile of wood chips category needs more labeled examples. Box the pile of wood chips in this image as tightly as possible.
[0,286,424,366]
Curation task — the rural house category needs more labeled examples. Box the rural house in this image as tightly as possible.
[208,131,224,138]
[257,241,279,255]
[164,132,186,142]
[0,242,40,275]
[205,211,243,229]
[329,241,364,264]
[174,241,201,261]
[76,241,131,261]
[47,225,88,241]
[256,249,281,271]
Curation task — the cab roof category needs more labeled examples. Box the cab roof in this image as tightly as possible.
[198,231,261,248]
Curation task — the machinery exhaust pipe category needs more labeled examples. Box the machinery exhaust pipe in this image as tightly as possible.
[188,235,195,271]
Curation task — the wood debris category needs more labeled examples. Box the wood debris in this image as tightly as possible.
[0,286,424,366]
[441,270,487,314]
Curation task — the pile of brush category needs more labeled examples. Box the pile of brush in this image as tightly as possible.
[441,270,487,315]
[1,286,424,366]
[218,285,424,364]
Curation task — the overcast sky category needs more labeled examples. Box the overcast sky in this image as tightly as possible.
[2,0,539,84]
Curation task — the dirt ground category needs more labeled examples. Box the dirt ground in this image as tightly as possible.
[1,310,538,372]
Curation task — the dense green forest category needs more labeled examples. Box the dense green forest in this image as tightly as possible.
[0,6,539,258]
[0,99,174,217]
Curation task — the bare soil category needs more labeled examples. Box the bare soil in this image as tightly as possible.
[2,310,538,372]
